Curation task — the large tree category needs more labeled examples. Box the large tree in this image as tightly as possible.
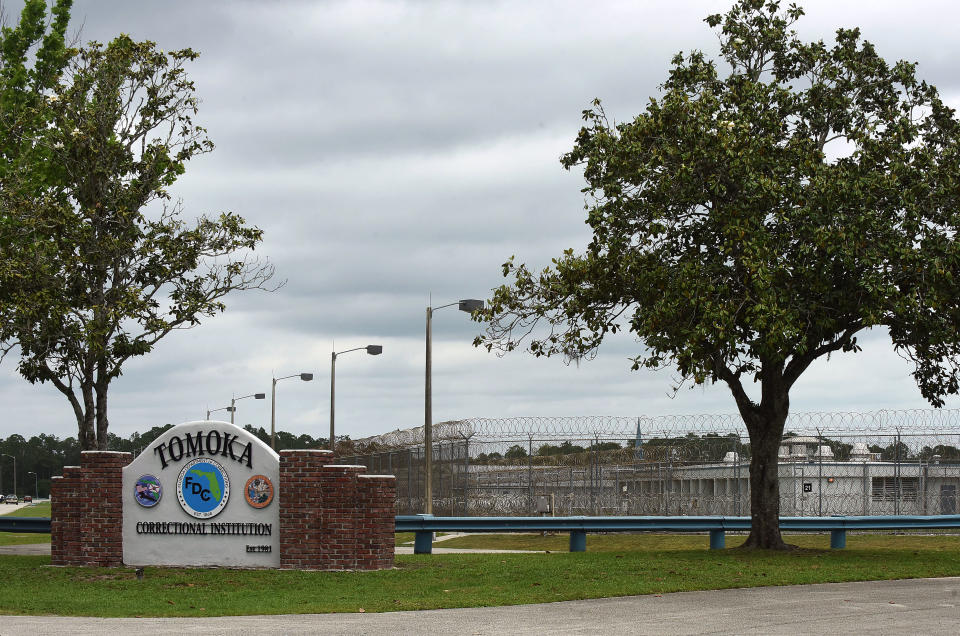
[1,34,277,450]
[476,0,960,548]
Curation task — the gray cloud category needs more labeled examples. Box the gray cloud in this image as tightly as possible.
[2,0,959,444]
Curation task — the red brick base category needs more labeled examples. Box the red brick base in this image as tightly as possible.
[51,451,131,567]
[278,450,396,570]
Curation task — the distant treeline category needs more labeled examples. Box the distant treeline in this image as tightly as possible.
[0,425,331,498]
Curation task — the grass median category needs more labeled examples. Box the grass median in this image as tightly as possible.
[1,535,959,617]
[1,502,51,517]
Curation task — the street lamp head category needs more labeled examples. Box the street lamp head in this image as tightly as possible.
[365,345,383,355]
[254,393,266,399]
[458,299,484,313]
[300,373,314,381]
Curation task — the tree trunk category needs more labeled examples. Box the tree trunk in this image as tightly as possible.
[80,380,97,450]
[95,380,109,450]
[722,362,792,550]
[740,411,790,549]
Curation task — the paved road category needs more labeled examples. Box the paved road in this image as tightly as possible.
[1,577,957,635]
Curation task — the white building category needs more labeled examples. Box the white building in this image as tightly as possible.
[624,437,959,516]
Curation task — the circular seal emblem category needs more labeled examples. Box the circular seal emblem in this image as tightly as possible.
[134,474,162,508]
[176,457,230,519]
[244,475,274,509]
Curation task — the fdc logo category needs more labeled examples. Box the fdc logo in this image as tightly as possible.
[176,457,230,519]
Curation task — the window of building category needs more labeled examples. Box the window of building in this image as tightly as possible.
[871,477,919,502]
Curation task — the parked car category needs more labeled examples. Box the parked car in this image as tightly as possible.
[3,494,17,504]
[23,495,32,503]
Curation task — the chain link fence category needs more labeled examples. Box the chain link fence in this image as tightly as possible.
[338,410,960,518]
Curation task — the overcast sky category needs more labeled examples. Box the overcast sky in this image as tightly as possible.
[3,0,960,443]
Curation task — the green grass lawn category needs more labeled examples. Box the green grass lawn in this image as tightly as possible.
[1,502,51,517]
[395,532,415,545]
[0,532,50,546]
[1,537,959,617]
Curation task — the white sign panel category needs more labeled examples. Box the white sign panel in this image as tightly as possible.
[122,421,280,568]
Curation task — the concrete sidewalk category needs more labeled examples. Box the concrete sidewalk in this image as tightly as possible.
[1,577,958,635]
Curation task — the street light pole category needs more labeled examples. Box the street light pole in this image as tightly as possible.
[329,345,383,452]
[330,351,336,452]
[230,392,266,425]
[424,299,483,514]
[27,471,38,500]
[271,372,313,450]
[424,306,432,513]
[207,405,234,420]
[2,454,15,498]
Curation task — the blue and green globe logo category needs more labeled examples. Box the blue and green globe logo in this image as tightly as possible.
[176,457,230,519]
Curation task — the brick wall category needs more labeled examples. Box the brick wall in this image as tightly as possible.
[356,475,397,570]
[279,451,396,571]
[278,449,335,570]
[51,452,132,567]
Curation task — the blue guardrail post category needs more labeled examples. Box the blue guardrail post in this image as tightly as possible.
[413,514,433,554]
[830,529,847,549]
[709,529,725,550]
[569,531,586,552]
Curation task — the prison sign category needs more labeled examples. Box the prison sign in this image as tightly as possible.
[121,421,280,568]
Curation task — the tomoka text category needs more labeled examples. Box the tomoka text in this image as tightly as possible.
[152,429,253,469]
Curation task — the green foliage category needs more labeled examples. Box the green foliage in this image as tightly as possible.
[0,0,74,330]
[241,425,329,451]
[869,440,912,461]
[537,440,586,456]
[0,431,80,498]
[474,451,502,463]
[1,32,277,449]
[642,432,746,463]
[0,0,73,181]
[504,444,528,460]
[590,441,621,452]
[919,444,960,461]
[475,0,960,546]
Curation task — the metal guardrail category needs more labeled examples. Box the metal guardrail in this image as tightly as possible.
[6,514,960,552]
[396,513,960,552]
[0,517,51,534]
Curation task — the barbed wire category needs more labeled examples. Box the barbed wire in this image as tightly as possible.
[348,408,960,454]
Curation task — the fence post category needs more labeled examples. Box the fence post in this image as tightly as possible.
[528,435,533,514]
[463,437,470,517]
[817,427,823,516]
[895,429,901,516]
[437,442,443,515]
[407,448,413,514]
[739,433,745,515]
